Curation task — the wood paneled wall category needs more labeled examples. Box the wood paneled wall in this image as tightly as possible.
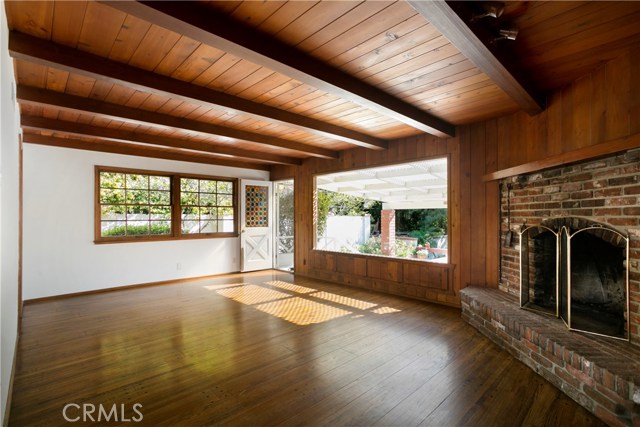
[491,47,640,172]
[465,44,640,289]
[272,44,640,304]
[271,134,470,306]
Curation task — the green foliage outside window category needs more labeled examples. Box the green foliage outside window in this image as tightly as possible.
[316,189,447,260]
[317,189,382,237]
[99,171,171,238]
[98,169,236,240]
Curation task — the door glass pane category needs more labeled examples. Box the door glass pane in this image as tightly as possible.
[245,185,269,227]
[275,180,294,271]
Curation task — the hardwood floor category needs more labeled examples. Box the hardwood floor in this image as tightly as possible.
[10,271,605,427]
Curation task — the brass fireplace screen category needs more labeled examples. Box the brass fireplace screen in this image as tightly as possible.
[519,218,629,341]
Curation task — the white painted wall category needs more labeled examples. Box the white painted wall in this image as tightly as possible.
[0,3,21,423]
[317,215,371,251]
[22,145,268,300]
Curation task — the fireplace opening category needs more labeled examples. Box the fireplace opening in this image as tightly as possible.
[520,218,629,340]
[520,228,557,316]
[570,231,626,337]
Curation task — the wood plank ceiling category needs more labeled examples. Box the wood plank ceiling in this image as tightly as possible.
[5,1,640,171]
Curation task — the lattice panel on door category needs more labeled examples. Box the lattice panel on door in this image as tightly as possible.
[245,185,269,227]
[246,233,270,261]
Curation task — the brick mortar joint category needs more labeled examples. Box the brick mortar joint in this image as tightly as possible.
[462,291,640,403]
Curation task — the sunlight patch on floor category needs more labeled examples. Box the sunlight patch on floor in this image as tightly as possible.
[204,280,402,326]
[216,285,291,305]
[265,280,317,294]
[310,291,378,310]
[254,297,352,326]
[371,306,402,315]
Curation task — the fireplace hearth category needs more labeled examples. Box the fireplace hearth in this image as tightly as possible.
[520,218,629,340]
[460,286,640,427]
[479,152,640,426]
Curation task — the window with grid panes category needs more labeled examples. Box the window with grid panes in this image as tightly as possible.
[180,177,235,235]
[96,167,237,242]
[98,170,172,239]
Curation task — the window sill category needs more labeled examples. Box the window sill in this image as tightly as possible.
[311,249,452,268]
[94,233,239,244]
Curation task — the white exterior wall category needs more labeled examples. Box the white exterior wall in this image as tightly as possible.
[22,144,268,300]
[318,215,371,251]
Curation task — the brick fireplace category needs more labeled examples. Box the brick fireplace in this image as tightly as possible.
[500,150,640,345]
[461,149,640,426]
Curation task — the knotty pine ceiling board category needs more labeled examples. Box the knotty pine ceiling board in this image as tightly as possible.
[253,1,320,34]
[53,68,349,149]
[528,9,640,65]
[256,0,508,128]
[51,1,88,47]
[77,2,126,57]
[44,68,69,93]
[381,58,478,93]
[326,15,433,69]
[153,36,201,77]
[41,106,59,121]
[22,132,274,169]
[220,66,276,96]
[9,0,640,158]
[4,0,54,39]
[417,84,507,111]
[126,25,182,72]
[195,0,432,138]
[515,2,616,47]
[17,90,347,156]
[272,1,362,47]
[352,34,453,81]
[88,80,115,101]
[227,1,293,29]
[284,2,394,52]
[206,59,262,93]
[506,1,586,31]
[107,14,151,63]
[181,50,238,87]
[124,91,155,110]
[199,0,504,130]
[53,2,432,139]
[401,73,492,104]
[23,110,313,160]
[305,2,417,62]
[358,42,460,87]
[504,1,640,91]
[332,25,442,81]
[14,60,46,87]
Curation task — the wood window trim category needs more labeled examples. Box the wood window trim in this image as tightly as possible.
[311,155,451,263]
[94,166,239,244]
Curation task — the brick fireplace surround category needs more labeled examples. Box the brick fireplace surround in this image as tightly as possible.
[461,150,640,426]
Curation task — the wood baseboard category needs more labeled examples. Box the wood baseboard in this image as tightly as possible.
[23,271,242,305]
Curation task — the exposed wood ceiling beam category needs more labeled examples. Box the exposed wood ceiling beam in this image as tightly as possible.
[9,31,386,151]
[16,86,338,159]
[22,133,270,171]
[99,0,456,138]
[407,1,545,115]
[20,116,301,166]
